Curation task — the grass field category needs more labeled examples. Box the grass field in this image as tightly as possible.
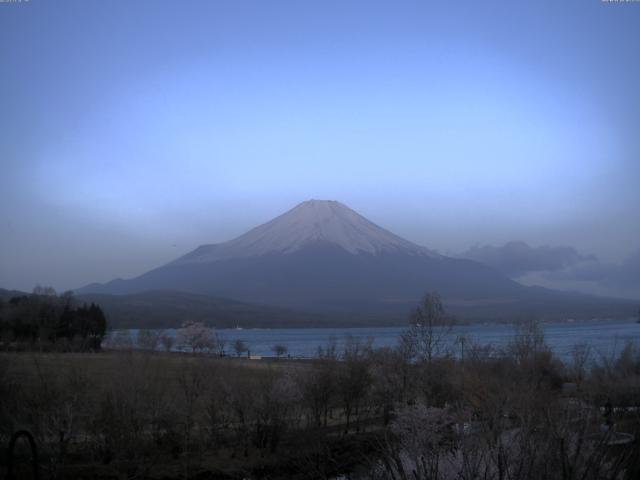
[0,349,380,479]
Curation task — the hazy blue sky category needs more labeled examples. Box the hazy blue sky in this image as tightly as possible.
[1,0,639,293]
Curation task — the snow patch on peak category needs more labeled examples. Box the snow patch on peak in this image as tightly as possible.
[175,200,439,264]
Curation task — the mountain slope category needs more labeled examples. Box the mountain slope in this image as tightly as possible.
[80,200,522,310]
[78,200,636,320]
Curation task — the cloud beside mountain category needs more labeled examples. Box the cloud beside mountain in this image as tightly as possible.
[459,242,640,299]
[459,241,594,277]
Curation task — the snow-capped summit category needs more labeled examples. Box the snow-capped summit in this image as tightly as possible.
[174,200,439,264]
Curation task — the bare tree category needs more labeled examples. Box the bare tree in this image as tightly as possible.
[272,344,287,359]
[297,339,339,428]
[233,339,248,357]
[160,330,175,352]
[402,292,453,362]
[508,318,548,363]
[298,361,336,428]
[251,370,302,453]
[369,346,408,424]
[570,342,592,390]
[338,336,373,433]
[214,331,227,356]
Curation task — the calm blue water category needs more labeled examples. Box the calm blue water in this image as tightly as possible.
[113,318,640,362]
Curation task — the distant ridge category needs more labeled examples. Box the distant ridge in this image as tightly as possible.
[76,290,332,329]
[3,286,635,329]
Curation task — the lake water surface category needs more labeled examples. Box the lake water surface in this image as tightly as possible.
[117,318,640,362]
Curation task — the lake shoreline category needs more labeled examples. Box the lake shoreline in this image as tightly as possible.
[104,318,640,362]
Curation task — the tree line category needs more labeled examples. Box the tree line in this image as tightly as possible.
[106,320,293,359]
[0,286,107,351]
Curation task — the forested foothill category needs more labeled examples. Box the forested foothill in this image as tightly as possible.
[1,293,640,479]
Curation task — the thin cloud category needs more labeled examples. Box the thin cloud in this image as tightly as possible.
[460,242,640,297]
[459,241,594,277]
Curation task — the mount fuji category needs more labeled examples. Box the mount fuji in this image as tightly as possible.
[78,200,634,321]
[175,200,439,261]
